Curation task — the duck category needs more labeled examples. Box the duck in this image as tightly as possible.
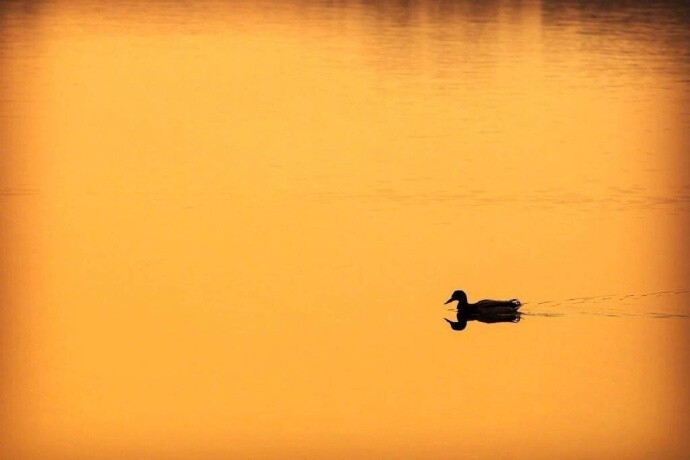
[444,289,521,315]
[443,290,522,331]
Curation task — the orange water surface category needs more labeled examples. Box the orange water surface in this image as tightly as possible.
[1,1,689,458]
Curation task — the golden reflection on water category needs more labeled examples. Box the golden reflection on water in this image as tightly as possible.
[2,0,690,458]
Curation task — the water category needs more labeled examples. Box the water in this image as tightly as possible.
[1,1,689,458]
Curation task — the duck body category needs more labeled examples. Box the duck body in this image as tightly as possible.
[468,299,522,315]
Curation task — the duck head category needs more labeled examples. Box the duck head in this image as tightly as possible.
[444,318,467,331]
[444,290,468,306]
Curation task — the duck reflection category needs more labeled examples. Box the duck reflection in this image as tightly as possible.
[444,310,521,331]
[443,290,522,331]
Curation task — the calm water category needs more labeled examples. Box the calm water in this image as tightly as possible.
[2,1,690,458]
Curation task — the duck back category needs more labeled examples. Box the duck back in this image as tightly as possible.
[470,299,521,315]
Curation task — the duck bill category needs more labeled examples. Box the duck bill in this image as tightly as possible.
[444,298,453,304]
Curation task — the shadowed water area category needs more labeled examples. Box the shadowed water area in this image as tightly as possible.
[1,0,690,458]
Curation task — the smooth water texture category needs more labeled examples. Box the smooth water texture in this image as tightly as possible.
[1,1,690,458]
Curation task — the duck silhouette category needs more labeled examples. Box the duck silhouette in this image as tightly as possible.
[443,290,522,331]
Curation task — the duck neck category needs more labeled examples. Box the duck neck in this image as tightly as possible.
[456,292,469,308]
